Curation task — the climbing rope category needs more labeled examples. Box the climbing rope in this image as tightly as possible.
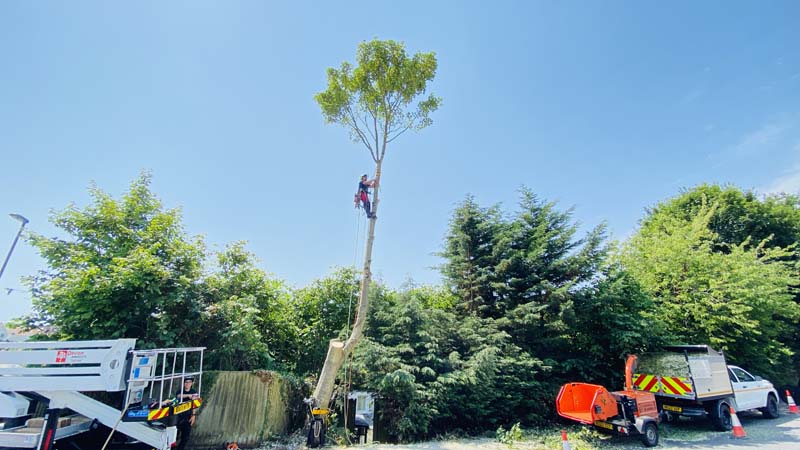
[342,208,368,443]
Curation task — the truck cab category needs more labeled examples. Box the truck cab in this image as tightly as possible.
[728,365,779,416]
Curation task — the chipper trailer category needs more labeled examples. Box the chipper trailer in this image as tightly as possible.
[556,355,660,447]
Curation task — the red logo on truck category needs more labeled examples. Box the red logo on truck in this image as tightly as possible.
[56,350,67,363]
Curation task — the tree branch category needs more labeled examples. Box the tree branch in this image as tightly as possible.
[346,106,377,161]
[387,124,413,143]
[372,110,380,163]
[358,112,379,162]
[381,108,390,161]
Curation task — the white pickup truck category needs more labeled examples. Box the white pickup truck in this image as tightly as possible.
[633,345,779,431]
[727,364,780,418]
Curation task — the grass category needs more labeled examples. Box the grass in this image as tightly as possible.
[495,419,714,450]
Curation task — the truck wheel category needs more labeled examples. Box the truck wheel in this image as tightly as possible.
[640,422,659,447]
[710,399,732,431]
[760,393,779,419]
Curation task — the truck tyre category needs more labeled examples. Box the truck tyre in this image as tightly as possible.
[640,422,659,447]
[760,393,779,419]
[710,399,732,431]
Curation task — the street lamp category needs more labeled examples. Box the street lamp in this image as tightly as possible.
[0,214,30,282]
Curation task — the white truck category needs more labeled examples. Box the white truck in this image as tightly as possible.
[633,345,778,431]
[633,345,780,431]
[0,339,204,450]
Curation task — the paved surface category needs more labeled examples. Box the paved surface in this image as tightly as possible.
[327,410,800,450]
[655,409,800,450]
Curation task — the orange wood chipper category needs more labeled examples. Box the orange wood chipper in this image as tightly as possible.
[556,355,661,447]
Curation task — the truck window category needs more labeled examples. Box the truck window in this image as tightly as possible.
[728,368,738,383]
[730,367,755,382]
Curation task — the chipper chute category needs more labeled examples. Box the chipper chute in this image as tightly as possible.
[556,383,619,424]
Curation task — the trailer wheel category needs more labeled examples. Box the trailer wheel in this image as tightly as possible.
[760,393,779,419]
[710,399,732,431]
[640,422,659,447]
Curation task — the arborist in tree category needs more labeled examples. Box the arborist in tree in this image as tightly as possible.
[354,174,376,218]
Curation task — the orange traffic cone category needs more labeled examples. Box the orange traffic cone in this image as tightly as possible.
[730,405,746,439]
[788,390,800,414]
[561,429,572,450]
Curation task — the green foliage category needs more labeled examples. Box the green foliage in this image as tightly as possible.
[438,195,502,316]
[351,286,549,441]
[289,267,361,375]
[201,242,294,371]
[643,184,800,252]
[567,264,665,387]
[492,188,607,362]
[495,422,522,448]
[641,184,800,379]
[620,198,800,382]
[315,39,440,161]
[23,173,206,347]
[440,189,615,383]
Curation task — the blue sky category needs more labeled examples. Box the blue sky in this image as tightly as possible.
[1,1,799,321]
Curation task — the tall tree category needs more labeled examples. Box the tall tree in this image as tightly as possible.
[639,185,800,380]
[439,196,502,316]
[494,189,607,361]
[440,189,607,362]
[620,200,800,382]
[22,174,206,347]
[312,39,441,408]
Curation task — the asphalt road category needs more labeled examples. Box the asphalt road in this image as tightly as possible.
[654,408,800,450]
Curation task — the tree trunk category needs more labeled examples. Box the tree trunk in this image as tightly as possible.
[313,161,382,409]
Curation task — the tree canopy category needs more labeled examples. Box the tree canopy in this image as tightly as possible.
[621,190,800,381]
[23,174,206,346]
[315,39,441,163]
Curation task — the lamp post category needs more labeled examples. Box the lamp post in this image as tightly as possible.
[0,214,30,282]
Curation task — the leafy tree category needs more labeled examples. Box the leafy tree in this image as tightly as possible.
[620,201,800,382]
[643,184,800,377]
[22,174,206,347]
[201,242,294,371]
[643,184,800,252]
[290,266,360,375]
[313,39,441,408]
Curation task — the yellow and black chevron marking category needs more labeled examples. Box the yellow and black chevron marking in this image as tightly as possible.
[192,398,202,408]
[148,407,170,421]
[633,373,660,393]
[660,376,693,397]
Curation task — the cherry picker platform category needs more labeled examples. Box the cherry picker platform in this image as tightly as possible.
[0,339,204,450]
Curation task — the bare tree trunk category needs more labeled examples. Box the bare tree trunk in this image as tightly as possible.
[313,161,382,409]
